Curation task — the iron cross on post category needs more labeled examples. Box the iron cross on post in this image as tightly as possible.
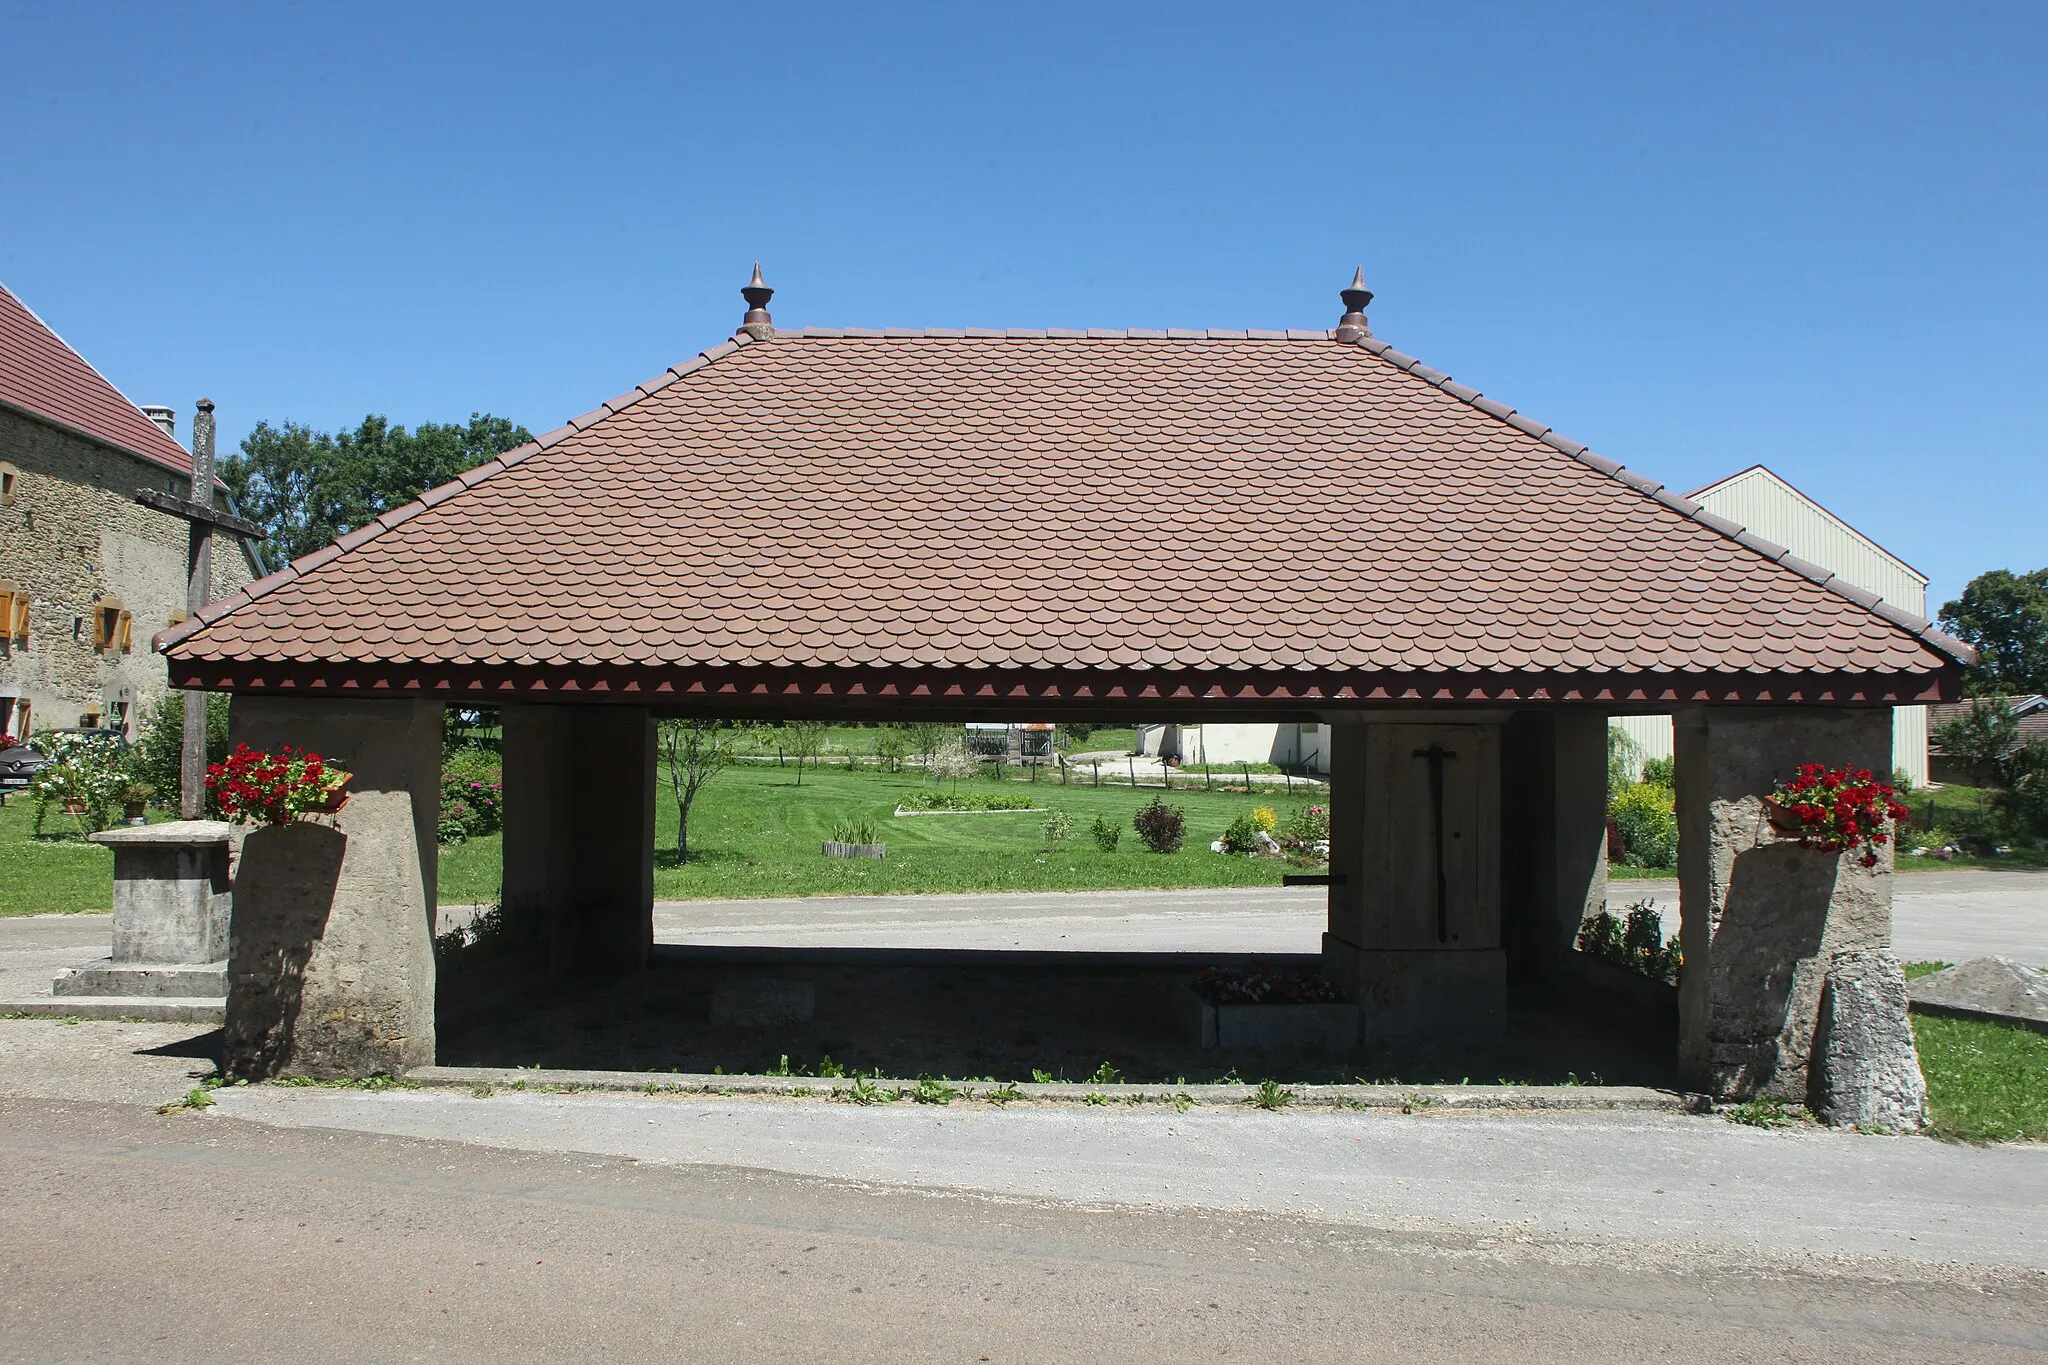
[130,399,265,817]
[1411,741,1458,944]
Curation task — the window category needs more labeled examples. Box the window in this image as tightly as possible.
[0,580,26,646]
[0,463,16,502]
[92,596,131,653]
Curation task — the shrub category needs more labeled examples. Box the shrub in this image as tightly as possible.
[1041,809,1075,851]
[132,691,231,813]
[1088,815,1122,851]
[1249,805,1277,833]
[1133,797,1186,853]
[1640,756,1675,788]
[829,818,877,845]
[440,747,503,841]
[1609,782,1678,868]
[1219,812,1262,854]
[1279,804,1329,854]
[1578,899,1682,980]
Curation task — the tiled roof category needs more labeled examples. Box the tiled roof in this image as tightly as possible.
[0,281,198,478]
[160,326,1970,693]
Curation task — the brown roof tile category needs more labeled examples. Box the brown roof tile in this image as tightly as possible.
[0,281,201,478]
[160,328,1969,686]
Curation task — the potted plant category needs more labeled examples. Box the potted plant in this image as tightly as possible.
[118,780,153,825]
[1765,764,1910,868]
[206,744,353,826]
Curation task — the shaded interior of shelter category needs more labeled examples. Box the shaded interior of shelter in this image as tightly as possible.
[434,945,1678,1088]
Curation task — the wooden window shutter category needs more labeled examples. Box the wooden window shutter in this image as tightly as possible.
[116,611,133,652]
[0,581,24,646]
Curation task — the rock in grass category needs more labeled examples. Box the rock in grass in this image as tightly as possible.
[1812,949,1928,1132]
[1908,956,2048,1032]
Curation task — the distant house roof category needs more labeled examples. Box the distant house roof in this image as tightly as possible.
[158,285,1972,709]
[1928,696,2048,753]
[0,281,199,480]
[1687,464,1927,585]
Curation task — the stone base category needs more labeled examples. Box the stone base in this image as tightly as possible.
[1178,985,1360,1050]
[53,960,226,998]
[0,996,224,1023]
[1322,937,1506,1045]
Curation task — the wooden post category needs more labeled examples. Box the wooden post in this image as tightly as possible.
[181,400,217,819]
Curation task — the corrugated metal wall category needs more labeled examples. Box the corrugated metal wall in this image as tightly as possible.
[1609,466,1931,788]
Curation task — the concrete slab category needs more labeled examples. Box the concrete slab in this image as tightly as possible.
[1910,957,2048,1031]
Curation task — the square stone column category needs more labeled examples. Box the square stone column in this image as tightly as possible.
[1674,706,1896,1100]
[55,820,233,999]
[1323,718,1505,1044]
[502,703,655,977]
[223,697,442,1079]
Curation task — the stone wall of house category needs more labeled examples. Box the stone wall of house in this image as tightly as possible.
[0,407,258,739]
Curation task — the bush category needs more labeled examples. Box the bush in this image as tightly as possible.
[1041,809,1075,851]
[1088,815,1122,851]
[1578,900,1682,979]
[132,691,231,813]
[829,818,877,845]
[1219,812,1262,854]
[1609,781,1678,868]
[28,730,132,834]
[1249,805,1277,833]
[1641,756,1675,787]
[1133,797,1185,853]
[1279,803,1330,855]
[439,746,503,842]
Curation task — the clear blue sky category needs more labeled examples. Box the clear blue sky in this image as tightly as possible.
[3,3,2041,612]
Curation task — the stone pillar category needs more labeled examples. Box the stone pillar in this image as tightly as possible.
[1499,711,1609,980]
[501,703,655,977]
[1323,719,1505,1044]
[1674,706,1902,1102]
[223,697,442,1079]
[55,821,233,999]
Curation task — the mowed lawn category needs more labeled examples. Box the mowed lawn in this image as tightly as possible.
[438,763,1318,904]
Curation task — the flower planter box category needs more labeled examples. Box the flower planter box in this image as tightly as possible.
[821,841,886,860]
[1177,983,1359,1051]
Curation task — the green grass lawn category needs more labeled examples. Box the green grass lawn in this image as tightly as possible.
[437,763,1315,905]
[1901,960,2046,1143]
[0,796,185,915]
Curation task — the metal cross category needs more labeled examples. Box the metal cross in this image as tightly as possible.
[1412,742,1458,943]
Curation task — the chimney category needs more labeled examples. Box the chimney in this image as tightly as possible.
[738,262,775,340]
[1334,267,1374,343]
[141,405,178,443]
[190,398,216,508]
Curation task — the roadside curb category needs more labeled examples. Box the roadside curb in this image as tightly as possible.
[405,1064,1698,1113]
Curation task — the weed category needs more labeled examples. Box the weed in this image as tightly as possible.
[1723,1095,1795,1128]
[984,1081,1024,1106]
[1173,1091,1195,1112]
[912,1075,958,1105]
[838,1075,884,1106]
[1086,1061,1124,1086]
[469,1082,495,1099]
[158,1087,214,1114]
[1249,1079,1294,1111]
[1401,1092,1432,1115]
[815,1055,847,1079]
[1030,1068,1056,1084]
[1084,1092,1110,1106]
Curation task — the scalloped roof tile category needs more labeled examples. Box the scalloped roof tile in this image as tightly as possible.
[160,328,1969,681]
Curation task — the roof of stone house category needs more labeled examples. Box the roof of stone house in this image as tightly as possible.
[157,274,1971,705]
[0,281,200,480]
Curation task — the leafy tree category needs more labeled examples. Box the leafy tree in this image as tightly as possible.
[1939,568,2048,697]
[223,412,532,564]
[657,718,755,861]
[783,720,829,787]
[133,692,232,813]
[1932,699,2022,782]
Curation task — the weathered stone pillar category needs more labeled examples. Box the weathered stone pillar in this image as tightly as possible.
[1674,707,1911,1106]
[56,821,233,999]
[223,697,442,1079]
[501,703,655,977]
[1323,718,1505,1044]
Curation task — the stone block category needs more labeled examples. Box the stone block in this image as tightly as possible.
[710,979,815,1027]
[1811,949,1929,1131]
[1323,937,1505,1045]
[86,820,232,965]
[1178,985,1359,1050]
[1908,957,2048,1032]
[52,961,226,997]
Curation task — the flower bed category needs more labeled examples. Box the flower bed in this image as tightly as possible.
[894,791,1043,814]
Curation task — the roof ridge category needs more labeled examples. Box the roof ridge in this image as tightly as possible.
[154,333,757,655]
[768,327,1340,341]
[1344,334,1975,668]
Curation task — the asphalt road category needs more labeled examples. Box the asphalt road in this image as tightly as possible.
[3,1095,2045,1363]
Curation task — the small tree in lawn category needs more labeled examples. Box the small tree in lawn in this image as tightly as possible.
[658,718,755,862]
[907,722,950,780]
[784,719,829,787]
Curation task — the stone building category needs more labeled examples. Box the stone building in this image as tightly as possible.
[0,282,261,739]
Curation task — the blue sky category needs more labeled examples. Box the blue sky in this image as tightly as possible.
[2,2,2040,611]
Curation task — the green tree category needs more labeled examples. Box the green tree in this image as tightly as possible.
[223,412,532,564]
[133,692,232,813]
[656,719,755,862]
[1939,568,2048,697]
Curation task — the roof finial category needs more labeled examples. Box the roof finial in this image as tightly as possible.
[738,262,775,340]
[1335,267,1374,343]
